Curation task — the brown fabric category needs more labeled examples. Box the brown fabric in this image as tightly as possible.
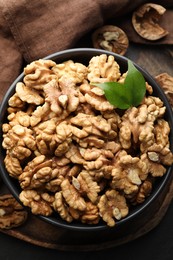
[0,0,173,102]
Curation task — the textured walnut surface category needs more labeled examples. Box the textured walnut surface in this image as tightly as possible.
[2,55,173,227]
[155,73,173,108]
[0,194,28,229]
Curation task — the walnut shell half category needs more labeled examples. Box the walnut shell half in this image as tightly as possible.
[132,3,168,41]
[92,25,129,55]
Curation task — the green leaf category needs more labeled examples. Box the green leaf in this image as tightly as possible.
[91,60,146,109]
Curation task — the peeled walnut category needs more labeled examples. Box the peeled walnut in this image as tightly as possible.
[53,191,73,222]
[80,202,100,225]
[61,178,86,211]
[98,189,129,227]
[24,59,56,90]
[44,77,79,118]
[80,82,114,111]
[111,150,148,196]
[16,82,44,105]
[126,179,153,205]
[0,194,28,229]
[72,170,100,203]
[19,190,54,216]
[155,73,173,108]
[87,54,121,83]
[92,25,129,55]
[52,59,87,84]
[119,96,166,152]
[19,155,52,189]
[132,3,168,41]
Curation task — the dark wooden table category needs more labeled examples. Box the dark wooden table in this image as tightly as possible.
[0,42,173,259]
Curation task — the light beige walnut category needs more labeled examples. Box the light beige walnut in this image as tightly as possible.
[154,119,171,147]
[2,123,11,134]
[19,190,54,216]
[61,178,86,211]
[16,82,44,105]
[76,135,105,149]
[72,170,100,203]
[46,164,81,192]
[146,82,153,95]
[148,144,173,166]
[128,179,153,205]
[98,189,129,227]
[34,119,57,155]
[54,121,72,156]
[119,96,166,152]
[81,202,100,224]
[35,118,57,138]
[102,110,121,131]
[2,124,35,150]
[79,82,114,111]
[65,144,85,164]
[4,153,23,177]
[70,113,111,139]
[7,93,25,114]
[43,77,79,117]
[29,102,55,127]
[24,59,56,90]
[19,155,52,189]
[87,54,121,83]
[155,73,173,108]
[141,153,166,177]
[2,124,36,164]
[53,191,73,222]
[11,146,32,160]
[0,194,28,229]
[7,111,30,127]
[52,59,87,84]
[111,150,148,196]
[79,147,114,170]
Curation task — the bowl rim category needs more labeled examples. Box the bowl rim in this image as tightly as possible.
[0,47,173,231]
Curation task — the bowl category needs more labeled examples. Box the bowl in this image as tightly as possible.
[0,48,173,245]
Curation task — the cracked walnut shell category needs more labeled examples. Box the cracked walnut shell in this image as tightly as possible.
[132,3,168,41]
[92,25,129,55]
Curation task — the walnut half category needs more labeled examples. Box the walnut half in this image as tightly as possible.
[155,73,173,108]
[92,25,129,55]
[0,194,28,229]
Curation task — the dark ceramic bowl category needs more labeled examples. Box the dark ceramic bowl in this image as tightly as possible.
[0,48,173,246]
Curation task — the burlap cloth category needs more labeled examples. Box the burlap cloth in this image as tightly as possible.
[0,0,173,103]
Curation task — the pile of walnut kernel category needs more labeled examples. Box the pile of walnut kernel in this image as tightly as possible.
[2,54,173,227]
